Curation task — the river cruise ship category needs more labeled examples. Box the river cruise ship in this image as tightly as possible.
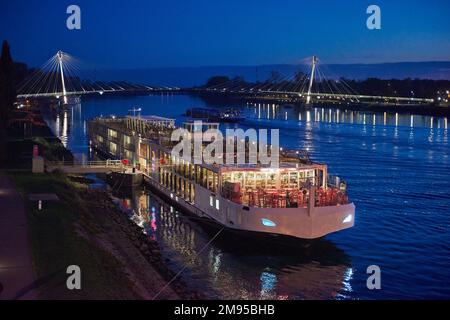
[87,115,355,240]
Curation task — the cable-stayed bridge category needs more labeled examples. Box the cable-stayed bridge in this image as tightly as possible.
[17,52,434,105]
[198,56,434,105]
[16,51,179,103]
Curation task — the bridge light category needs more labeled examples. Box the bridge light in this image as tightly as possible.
[99,91,104,95]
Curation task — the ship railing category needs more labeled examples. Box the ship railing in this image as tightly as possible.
[327,175,348,193]
[314,187,349,207]
[46,159,127,168]
[221,186,349,208]
[221,188,307,208]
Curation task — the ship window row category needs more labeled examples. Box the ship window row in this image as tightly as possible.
[221,170,316,190]
[159,169,196,203]
[155,151,219,193]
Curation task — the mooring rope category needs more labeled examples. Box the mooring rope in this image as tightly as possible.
[152,225,225,300]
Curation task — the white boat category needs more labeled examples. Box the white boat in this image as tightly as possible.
[88,115,355,240]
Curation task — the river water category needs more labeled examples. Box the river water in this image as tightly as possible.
[46,93,450,299]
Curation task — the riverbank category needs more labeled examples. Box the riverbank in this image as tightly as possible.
[2,102,199,299]
[9,172,200,299]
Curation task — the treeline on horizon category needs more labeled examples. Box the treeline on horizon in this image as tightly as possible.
[202,75,450,99]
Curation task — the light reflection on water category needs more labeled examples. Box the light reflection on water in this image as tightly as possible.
[114,187,352,300]
[249,102,448,129]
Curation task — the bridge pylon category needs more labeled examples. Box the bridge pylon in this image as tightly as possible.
[306,55,318,104]
[57,50,68,104]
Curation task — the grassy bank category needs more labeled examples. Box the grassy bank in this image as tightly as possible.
[5,104,190,300]
[10,172,185,299]
[10,172,143,299]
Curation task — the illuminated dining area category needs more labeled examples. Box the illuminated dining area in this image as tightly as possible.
[219,164,348,208]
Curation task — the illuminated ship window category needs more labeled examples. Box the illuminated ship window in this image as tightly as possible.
[215,199,220,210]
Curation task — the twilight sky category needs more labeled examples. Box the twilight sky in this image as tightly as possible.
[0,0,449,69]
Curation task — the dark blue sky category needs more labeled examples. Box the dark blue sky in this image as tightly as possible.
[0,0,449,69]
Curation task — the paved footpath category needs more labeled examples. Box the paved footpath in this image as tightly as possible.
[0,174,37,299]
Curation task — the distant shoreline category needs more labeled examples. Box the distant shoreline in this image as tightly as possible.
[74,90,450,117]
[187,91,450,118]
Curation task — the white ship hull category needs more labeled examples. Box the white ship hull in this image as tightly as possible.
[88,115,356,241]
[143,173,355,240]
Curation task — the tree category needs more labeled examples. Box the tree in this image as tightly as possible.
[0,49,5,125]
[0,40,16,125]
[204,76,231,88]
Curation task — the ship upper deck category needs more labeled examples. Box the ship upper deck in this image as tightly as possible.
[90,116,324,171]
